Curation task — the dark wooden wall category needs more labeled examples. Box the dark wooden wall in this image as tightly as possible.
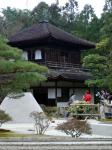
[45,49,80,64]
[23,47,81,68]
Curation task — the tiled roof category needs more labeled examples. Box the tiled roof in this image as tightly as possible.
[9,22,95,49]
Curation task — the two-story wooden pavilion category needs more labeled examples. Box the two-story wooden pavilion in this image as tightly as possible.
[9,21,95,106]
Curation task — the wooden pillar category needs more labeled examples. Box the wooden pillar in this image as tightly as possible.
[55,81,57,106]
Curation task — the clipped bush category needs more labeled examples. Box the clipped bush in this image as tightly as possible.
[40,105,58,118]
[30,111,50,135]
[56,118,91,138]
[0,110,12,127]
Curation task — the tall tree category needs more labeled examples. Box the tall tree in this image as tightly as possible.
[62,0,78,22]
[103,0,112,13]
[0,36,47,103]
[100,0,112,38]
[1,7,32,37]
[31,2,49,23]
[49,3,61,25]
[74,4,100,42]
[83,1,112,90]
[83,39,110,88]
[0,16,5,36]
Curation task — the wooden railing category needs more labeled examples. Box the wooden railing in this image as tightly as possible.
[45,61,80,69]
[35,60,89,72]
[35,60,80,68]
[57,102,100,119]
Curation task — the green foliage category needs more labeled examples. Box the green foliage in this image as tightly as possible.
[83,15,112,90]
[68,103,99,116]
[8,72,46,91]
[31,2,49,23]
[85,79,106,88]
[103,0,112,13]
[0,129,28,137]
[0,36,47,101]
[0,110,12,127]
[40,105,58,118]
[62,0,78,22]
[0,60,47,74]
[0,36,22,60]
[0,1,100,43]
[83,0,112,90]
[83,53,107,81]
[73,4,100,42]
[1,7,32,37]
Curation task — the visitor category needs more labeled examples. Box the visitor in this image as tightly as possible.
[101,90,109,100]
[100,102,105,119]
[83,90,92,103]
[68,93,76,105]
[107,93,112,104]
[96,90,109,104]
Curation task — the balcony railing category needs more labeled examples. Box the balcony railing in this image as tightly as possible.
[45,61,80,69]
[35,60,89,72]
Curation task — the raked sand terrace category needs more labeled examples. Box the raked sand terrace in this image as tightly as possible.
[2,119,112,138]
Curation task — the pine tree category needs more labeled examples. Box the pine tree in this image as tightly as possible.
[0,36,47,103]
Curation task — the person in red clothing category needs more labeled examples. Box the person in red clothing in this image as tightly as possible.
[83,90,92,103]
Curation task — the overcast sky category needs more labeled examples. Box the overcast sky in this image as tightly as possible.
[0,0,105,17]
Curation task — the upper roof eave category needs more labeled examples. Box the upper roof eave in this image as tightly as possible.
[9,22,96,49]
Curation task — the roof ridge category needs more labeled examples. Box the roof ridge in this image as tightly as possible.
[46,23,52,36]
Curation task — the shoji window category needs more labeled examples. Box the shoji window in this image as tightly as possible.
[22,51,28,60]
[35,50,42,60]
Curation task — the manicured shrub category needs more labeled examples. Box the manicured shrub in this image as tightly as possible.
[56,118,91,138]
[40,105,58,118]
[30,111,50,135]
[0,110,12,127]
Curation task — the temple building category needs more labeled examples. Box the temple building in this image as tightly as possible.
[9,21,95,106]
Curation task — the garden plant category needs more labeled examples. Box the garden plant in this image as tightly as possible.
[0,110,12,127]
[30,111,50,135]
[56,118,91,138]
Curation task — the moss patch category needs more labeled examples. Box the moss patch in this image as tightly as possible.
[99,118,112,123]
[0,129,27,138]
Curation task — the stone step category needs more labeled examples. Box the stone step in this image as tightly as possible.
[0,146,112,150]
[0,142,112,150]
[0,138,112,142]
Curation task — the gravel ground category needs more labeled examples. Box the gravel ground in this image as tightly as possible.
[1,119,112,139]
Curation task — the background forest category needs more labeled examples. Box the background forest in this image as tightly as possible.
[0,0,112,90]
